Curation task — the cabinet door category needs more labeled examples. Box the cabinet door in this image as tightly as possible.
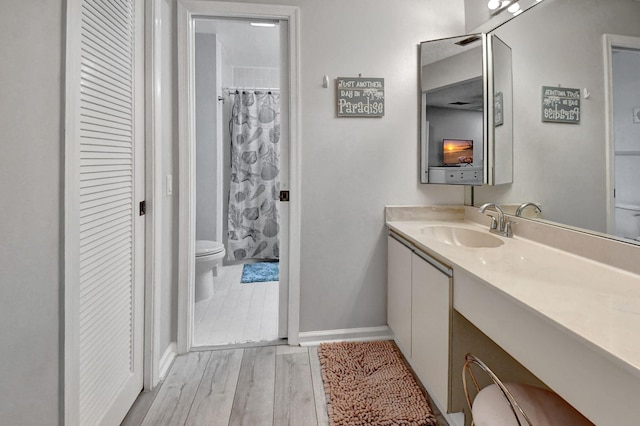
[387,235,412,356]
[411,253,451,409]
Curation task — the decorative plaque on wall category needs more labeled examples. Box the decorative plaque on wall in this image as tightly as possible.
[541,86,581,124]
[336,77,384,117]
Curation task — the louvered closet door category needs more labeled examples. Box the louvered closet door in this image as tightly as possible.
[74,0,144,424]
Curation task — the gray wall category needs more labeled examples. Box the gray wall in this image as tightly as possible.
[166,0,467,334]
[0,1,467,421]
[187,0,457,331]
[421,45,483,92]
[195,33,219,242]
[297,0,465,332]
[0,1,179,421]
[0,1,63,424]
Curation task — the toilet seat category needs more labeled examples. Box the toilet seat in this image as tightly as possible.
[196,240,225,257]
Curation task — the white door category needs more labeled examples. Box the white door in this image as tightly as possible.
[65,0,145,424]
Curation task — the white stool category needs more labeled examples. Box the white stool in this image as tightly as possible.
[463,354,594,426]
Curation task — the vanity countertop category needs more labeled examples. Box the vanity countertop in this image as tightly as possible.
[387,216,640,380]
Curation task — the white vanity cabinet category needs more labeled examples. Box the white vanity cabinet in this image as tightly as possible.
[387,232,453,412]
[387,235,413,355]
[411,250,452,411]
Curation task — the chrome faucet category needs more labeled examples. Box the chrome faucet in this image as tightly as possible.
[478,203,514,237]
[515,202,542,217]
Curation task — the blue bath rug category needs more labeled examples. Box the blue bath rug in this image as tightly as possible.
[241,262,279,283]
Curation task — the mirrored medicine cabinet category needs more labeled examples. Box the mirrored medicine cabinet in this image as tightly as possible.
[420,33,513,186]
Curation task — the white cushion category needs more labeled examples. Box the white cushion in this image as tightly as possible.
[472,383,593,426]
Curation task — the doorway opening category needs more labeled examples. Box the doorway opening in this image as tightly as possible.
[177,1,301,354]
[193,18,283,346]
[193,19,286,347]
[605,35,640,242]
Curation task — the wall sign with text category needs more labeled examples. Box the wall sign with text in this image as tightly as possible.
[541,86,581,124]
[336,77,384,117]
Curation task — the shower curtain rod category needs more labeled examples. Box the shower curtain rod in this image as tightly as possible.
[223,86,280,93]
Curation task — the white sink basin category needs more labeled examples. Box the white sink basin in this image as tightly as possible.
[420,225,504,248]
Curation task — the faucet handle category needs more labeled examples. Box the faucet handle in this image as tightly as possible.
[503,220,516,237]
[488,216,499,230]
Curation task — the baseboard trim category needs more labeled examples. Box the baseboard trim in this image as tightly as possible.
[298,326,393,346]
[158,342,177,380]
[447,412,465,426]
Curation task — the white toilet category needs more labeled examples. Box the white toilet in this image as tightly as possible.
[195,240,226,303]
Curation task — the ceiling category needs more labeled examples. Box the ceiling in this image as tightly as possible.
[425,77,483,111]
[195,18,280,68]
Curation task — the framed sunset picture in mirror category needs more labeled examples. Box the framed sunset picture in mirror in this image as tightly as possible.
[442,139,473,166]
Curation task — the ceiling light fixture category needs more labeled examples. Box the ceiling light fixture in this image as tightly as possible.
[487,0,500,10]
[507,2,521,13]
[250,22,276,27]
[488,0,521,16]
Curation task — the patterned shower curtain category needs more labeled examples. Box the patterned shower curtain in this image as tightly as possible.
[227,91,280,261]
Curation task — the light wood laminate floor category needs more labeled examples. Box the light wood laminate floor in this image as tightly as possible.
[122,345,329,426]
[122,344,449,426]
[194,264,279,347]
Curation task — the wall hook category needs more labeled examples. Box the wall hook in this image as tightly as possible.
[583,88,590,99]
[322,75,329,88]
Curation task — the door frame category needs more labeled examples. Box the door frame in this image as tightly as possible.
[176,0,302,353]
[603,34,640,234]
[143,0,167,390]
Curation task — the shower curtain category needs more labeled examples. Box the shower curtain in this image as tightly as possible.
[227,91,281,261]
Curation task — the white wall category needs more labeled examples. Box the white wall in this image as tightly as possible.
[475,0,640,233]
[0,1,63,424]
[464,0,490,33]
[197,18,281,68]
[159,0,179,358]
